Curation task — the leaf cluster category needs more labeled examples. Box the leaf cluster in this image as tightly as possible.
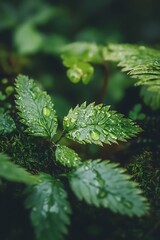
[0,74,149,240]
[61,42,160,110]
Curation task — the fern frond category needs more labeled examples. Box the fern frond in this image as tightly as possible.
[103,44,160,87]
[63,102,142,146]
[25,173,71,240]
[15,75,58,140]
[69,159,149,217]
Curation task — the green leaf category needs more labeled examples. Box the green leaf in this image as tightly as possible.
[66,62,94,84]
[140,86,160,110]
[61,42,102,84]
[55,145,82,167]
[0,108,16,134]
[103,44,160,109]
[15,75,58,140]
[129,104,146,121]
[14,23,43,55]
[103,44,160,87]
[0,152,38,185]
[69,160,149,217]
[61,42,103,64]
[63,102,141,146]
[25,174,71,240]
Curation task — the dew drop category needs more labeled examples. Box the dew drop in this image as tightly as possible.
[98,188,107,198]
[115,196,122,202]
[43,107,51,117]
[64,116,68,122]
[90,130,100,141]
[71,118,76,123]
[102,129,109,135]
[75,131,80,137]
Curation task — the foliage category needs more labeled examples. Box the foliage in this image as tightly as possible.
[61,42,160,110]
[25,174,71,240]
[15,75,58,141]
[0,74,150,240]
[103,44,160,110]
[0,108,16,134]
[55,145,82,167]
[0,1,160,239]
[0,152,38,185]
[69,159,149,216]
[129,104,146,121]
[63,102,142,145]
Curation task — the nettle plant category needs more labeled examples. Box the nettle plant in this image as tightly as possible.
[1,41,160,240]
[0,74,149,240]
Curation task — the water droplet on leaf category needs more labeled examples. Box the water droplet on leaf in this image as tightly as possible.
[102,129,109,135]
[98,188,107,198]
[75,131,80,137]
[43,107,51,117]
[90,130,100,141]
[71,118,76,123]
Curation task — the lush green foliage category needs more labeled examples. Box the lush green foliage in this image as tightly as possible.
[0,74,150,240]
[63,102,141,145]
[55,145,82,167]
[0,152,38,185]
[15,75,58,140]
[69,160,149,216]
[0,1,160,239]
[61,43,160,110]
[25,174,71,240]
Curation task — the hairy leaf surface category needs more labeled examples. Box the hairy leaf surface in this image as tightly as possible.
[55,145,82,167]
[69,160,149,217]
[25,174,71,240]
[0,152,38,184]
[63,102,141,145]
[15,75,58,140]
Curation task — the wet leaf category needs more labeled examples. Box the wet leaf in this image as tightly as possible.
[15,75,58,140]
[55,145,82,167]
[69,160,149,217]
[25,173,71,240]
[63,102,142,146]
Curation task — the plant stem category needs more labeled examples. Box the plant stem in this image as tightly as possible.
[96,62,110,103]
[55,130,66,144]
